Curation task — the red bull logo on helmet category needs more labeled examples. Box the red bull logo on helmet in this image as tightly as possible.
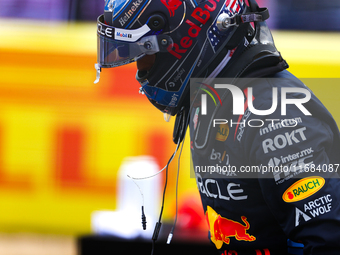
[206,206,256,249]
[167,0,219,60]
[161,0,183,17]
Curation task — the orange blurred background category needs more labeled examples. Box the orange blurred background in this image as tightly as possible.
[0,19,197,236]
[0,18,339,240]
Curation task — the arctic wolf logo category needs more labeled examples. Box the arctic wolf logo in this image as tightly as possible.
[206,206,256,249]
[161,0,182,17]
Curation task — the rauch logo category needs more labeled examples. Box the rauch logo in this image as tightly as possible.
[282,176,325,203]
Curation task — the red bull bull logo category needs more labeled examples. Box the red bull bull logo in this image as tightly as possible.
[206,206,256,249]
[161,0,182,17]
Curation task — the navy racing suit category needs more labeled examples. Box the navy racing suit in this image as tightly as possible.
[190,70,340,255]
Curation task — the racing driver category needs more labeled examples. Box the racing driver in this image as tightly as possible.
[94,0,340,254]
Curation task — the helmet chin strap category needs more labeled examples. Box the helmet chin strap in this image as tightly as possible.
[136,69,150,83]
[202,48,234,84]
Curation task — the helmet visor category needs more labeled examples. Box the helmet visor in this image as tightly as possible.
[97,35,162,67]
[97,15,172,68]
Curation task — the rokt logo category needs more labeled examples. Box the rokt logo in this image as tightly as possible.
[282,176,325,203]
[262,127,307,154]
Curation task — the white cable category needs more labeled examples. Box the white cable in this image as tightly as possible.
[167,130,186,244]
[130,177,145,207]
[125,134,182,231]
[127,139,181,181]
[126,111,187,238]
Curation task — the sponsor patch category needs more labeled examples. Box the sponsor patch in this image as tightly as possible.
[295,194,332,226]
[196,174,247,201]
[282,176,325,203]
[118,0,144,26]
[259,117,302,136]
[269,147,314,185]
[216,123,229,142]
[262,127,307,154]
[205,206,255,249]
